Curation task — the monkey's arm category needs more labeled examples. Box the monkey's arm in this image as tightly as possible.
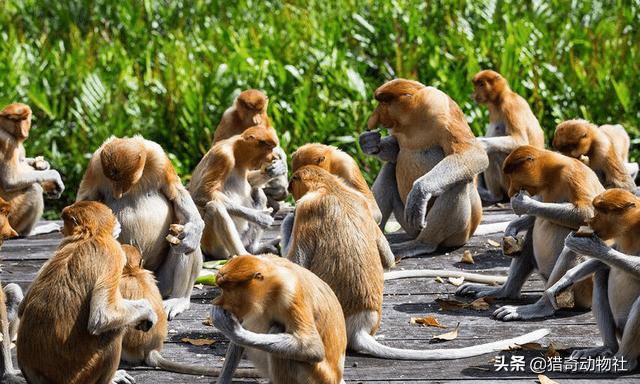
[280,212,295,257]
[164,182,205,255]
[511,192,590,229]
[209,194,274,228]
[477,135,524,155]
[216,343,245,384]
[504,214,536,237]
[565,234,640,277]
[405,145,488,228]
[247,146,288,187]
[376,229,396,268]
[359,131,399,162]
[212,306,324,363]
[0,165,63,193]
[544,258,607,310]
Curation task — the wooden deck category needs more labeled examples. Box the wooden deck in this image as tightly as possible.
[3,206,639,383]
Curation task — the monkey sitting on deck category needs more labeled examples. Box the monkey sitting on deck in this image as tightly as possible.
[0,103,65,236]
[189,126,280,259]
[0,197,23,383]
[283,165,548,360]
[211,254,348,384]
[458,146,605,321]
[212,89,288,214]
[77,135,204,320]
[471,70,545,204]
[553,119,638,191]
[119,244,259,378]
[17,201,157,384]
[359,79,488,258]
[543,189,640,370]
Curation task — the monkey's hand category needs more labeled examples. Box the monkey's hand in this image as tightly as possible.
[359,130,382,155]
[132,299,157,332]
[564,233,609,257]
[404,183,432,230]
[44,169,65,199]
[168,222,202,254]
[265,158,287,178]
[510,190,535,216]
[211,305,244,341]
[251,209,275,228]
[476,137,490,153]
[33,156,50,170]
[112,369,136,384]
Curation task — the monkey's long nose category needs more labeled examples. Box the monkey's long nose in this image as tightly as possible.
[366,111,379,131]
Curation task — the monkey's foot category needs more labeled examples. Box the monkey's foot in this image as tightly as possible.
[28,222,61,236]
[112,369,135,384]
[390,239,437,258]
[493,298,555,321]
[456,284,514,299]
[248,238,280,255]
[570,346,615,360]
[163,297,191,320]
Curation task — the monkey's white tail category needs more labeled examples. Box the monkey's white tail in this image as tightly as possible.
[350,328,549,360]
[384,269,507,285]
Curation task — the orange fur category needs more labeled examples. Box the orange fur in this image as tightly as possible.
[589,189,640,253]
[213,90,271,143]
[215,254,347,384]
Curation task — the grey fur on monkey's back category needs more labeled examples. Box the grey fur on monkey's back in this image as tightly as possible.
[4,205,639,383]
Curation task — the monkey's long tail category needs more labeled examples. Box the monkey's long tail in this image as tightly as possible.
[350,327,549,360]
[384,269,507,285]
[147,350,261,378]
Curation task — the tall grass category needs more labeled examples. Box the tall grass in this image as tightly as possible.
[0,0,638,215]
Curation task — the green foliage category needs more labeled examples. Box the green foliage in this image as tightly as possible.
[1,0,639,216]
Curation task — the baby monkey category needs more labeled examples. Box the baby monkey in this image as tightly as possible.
[544,189,640,370]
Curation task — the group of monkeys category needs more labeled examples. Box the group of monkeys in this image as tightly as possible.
[0,68,637,384]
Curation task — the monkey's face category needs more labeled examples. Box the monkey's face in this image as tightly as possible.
[237,90,268,125]
[552,122,591,158]
[0,103,32,139]
[100,139,147,199]
[503,146,544,197]
[471,70,504,104]
[0,200,17,242]
[368,79,425,132]
[288,172,309,201]
[215,255,270,320]
[240,126,279,169]
[589,189,638,240]
[61,201,118,237]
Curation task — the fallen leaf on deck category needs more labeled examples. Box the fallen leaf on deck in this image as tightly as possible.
[181,337,216,346]
[410,315,447,328]
[537,374,559,384]
[202,317,213,327]
[435,276,444,284]
[468,297,492,311]
[432,323,459,341]
[460,250,474,264]
[435,298,467,311]
[448,276,465,286]
[487,239,501,247]
[545,342,561,358]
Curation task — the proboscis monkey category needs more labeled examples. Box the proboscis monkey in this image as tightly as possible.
[553,119,637,190]
[284,165,548,360]
[213,90,288,213]
[543,189,640,370]
[0,197,22,383]
[17,201,157,384]
[291,143,382,222]
[119,244,259,378]
[359,79,488,258]
[77,136,204,319]
[471,70,545,203]
[458,146,605,321]
[0,103,65,236]
[211,254,348,384]
[190,126,280,259]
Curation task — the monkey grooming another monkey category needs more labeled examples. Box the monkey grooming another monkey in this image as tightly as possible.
[211,254,348,384]
[471,70,545,204]
[359,79,488,258]
[119,244,259,378]
[553,119,637,190]
[190,126,280,260]
[17,201,157,384]
[458,146,604,321]
[0,197,22,383]
[543,189,640,370]
[77,136,204,320]
[284,165,548,360]
[213,89,288,214]
[0,103,65,236]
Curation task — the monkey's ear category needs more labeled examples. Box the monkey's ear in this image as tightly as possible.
[315,156,325,165]
[253,272,264,281]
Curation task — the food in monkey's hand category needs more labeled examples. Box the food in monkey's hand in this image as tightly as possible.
[502,235,525,256]
[575,226,595,238]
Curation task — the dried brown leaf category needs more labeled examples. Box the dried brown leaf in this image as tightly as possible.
[202,316,213,327]
[537,374,559,384]
[460,250,474,264]
[487,239,501,247]
[432,323,459,341]
[468,297,491,311]
[434,276,444,284]
[435,298,467,311]
[181,337,216,346]
[410,315,447,328]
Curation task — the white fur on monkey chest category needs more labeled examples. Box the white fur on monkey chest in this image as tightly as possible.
[608,269,640,331]
[224,170,253,231]
[106,190,173,268]
[532,218,571,281]
[396,146,445,203]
